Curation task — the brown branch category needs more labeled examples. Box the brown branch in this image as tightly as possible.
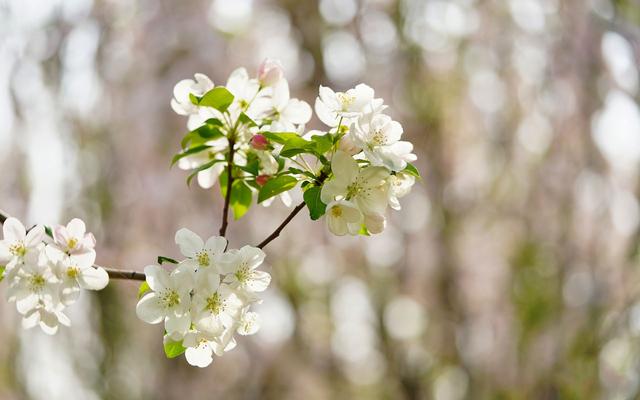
[219,137,235,237]
[0,209,146,282]
[257,202,306,249]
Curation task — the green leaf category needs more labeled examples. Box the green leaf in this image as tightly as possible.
[238,112,257,127]
[138,281,151,299]
[198,87,234,112]
[403,163,421,179]
[171,145,211,166]
[303,186,326,220]
[186,159,226,186]
[164,338,186,359]
[189,93,200,105]
[157,256,178,265]
[0,265,5,282]
[258,175,298,203]
[44,226,53,238]
[359,225,371,236]
[231,180,253,220]
[180,119,225,149]
[309,134,333,155]
[262,132,301,144]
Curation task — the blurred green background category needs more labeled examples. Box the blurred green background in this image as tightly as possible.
[1,0,640,399]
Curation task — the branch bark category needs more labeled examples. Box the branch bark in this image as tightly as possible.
[0,210,146,282]
[257,201,306,249]
[219,137,235,237]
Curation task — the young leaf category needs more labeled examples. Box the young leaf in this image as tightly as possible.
[403,163,421,179]
[303,186,326,220]
[238,112,257,127]
[258,175,297,203]
[309,134,333,155]
[198,87,234,112]
[262,132,301,144]
[164,338,187,359]
[231,180,253,220]
[44,226,53,238]
[0,265,5,282]
[157,256,179,265]
[138,281,151,299]
[171,145,211,166]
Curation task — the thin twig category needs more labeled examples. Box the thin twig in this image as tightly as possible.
[0,209,146,282]
[219,137,235,237]
[257,202,306,249]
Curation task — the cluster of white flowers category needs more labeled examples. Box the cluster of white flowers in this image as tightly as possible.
[316,85,417,236]
[136,228,269,367]
[0,217,108,334]
[171,59,418,237]
[171,59,311,200]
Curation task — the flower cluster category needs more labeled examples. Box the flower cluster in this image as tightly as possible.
[0,217,108,334]
[316,85,418,236]
[136,228,269,367]
[170,59,419,237]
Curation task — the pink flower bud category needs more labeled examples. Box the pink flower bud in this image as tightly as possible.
[250,134,269,150]
[256,174,270,186]
[258,59,284,87]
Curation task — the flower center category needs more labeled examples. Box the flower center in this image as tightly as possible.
[196,251,210,267]
[9,242,26,257]
[235,263,251,283]
[346,182,363,200]
[66,266,80,279]
[239,99,249,110]
[67,238,78,250]
[28,274,46,292]
[371,128,387,146]
[337,92,355,110]
[331,206,343,218]
[160,290,181,308]
[205,292,225,315]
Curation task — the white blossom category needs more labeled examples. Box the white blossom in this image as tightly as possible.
[175,228,227,273]
[325,200,363,236]
[136,265,194,338]
[0,217,45,273]
[314,84,374,127]
[388,172,416,210]
[170,73,216,129]
[257,58,284,87]
[354,113,417,171]
[190,269,243,335]
[221,245,271,293]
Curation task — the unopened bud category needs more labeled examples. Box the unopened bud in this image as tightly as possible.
[256,174,270,186]
[251,134,269,150]
[258,59,284,87]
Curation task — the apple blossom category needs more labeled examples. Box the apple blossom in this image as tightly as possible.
[136,265,194,337]
[314,83,375,127]
[0,217,44,269]
[221,245,270,292]
[170,73,216,129]
[175,229,227,272]
[325,200,363,236]
[354,113,417,171]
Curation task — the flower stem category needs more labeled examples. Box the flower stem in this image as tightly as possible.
[219,136,235,238]
[256,202,306,249]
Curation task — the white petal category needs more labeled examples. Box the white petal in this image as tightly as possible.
[24,225,44,247]
[282,99,312,125]
[185,345,213,368]
[78,267,109,290]
[272,79,291,109]
[175,228,204,258]
[327,213,348,236]
[331,151,359,185]
[204,236,227,256]
[136,293,165,324]
[3,218,25,242]
[60,280,81,305]
[315,97,339,127]
[66,218,87,238]
[247,271,271,292]
[173,79,195,104]
[70,250,96,268]
[39,309,60,335]
[364,213,386,234]
[165,312,191,335]
[237,312,260,335]
[16,294,39,314]
[144,265,170,292]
